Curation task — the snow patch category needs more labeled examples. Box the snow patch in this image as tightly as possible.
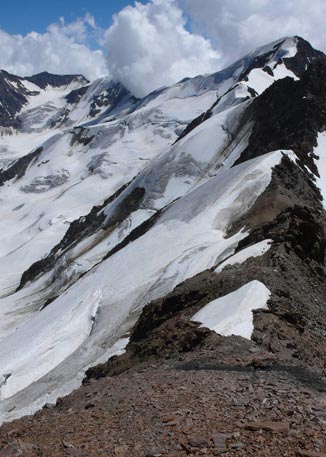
[314,131,326,208]
[215,240,272,273]
[191,280,271,339]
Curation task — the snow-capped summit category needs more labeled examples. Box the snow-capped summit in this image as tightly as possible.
[24,71,88,90]
[0,70,88,128]
[0,36,325,423]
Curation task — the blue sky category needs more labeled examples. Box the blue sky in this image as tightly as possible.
[0,0,138,35]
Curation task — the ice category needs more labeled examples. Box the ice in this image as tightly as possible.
[248,36,297,63]
[0,288,102,399]
[19,79,86,132]
[0,149,292,416]
[0,130,56,163]
[215,240,272,273]
[192,280,271,339]
[314,131,326,208]
[0,36,305,420]
[0,337,129,423]
[0,120,180,294]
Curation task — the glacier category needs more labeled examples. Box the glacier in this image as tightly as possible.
[0,35,324,423]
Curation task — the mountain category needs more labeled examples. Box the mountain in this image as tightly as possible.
[0,70,88,128]
[0,36,324,452]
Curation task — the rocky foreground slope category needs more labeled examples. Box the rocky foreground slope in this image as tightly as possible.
[0,368,325,456]
[0,35,324,455]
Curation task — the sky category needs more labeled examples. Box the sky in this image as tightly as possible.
[0,1,132,36]
[0,0,325,97]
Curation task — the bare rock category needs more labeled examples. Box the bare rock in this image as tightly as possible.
[244,421,290,432]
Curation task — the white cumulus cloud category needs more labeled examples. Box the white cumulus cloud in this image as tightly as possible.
[0,15,107,80]
[180,0,326,65]
[103,0,221,97]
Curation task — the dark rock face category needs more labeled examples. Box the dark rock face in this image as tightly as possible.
[88,81,137,118]
[236,60,326,172]
[231,156,323,234]
[131,289,207,344]
[0,147,43,186]
[17,182,129,290]
[85,319,211,380]
[65,85,89,105]
[0,70,88,127]
[284,36,326,77]
[70,127,95,146]
[25,72,88,89]
[0,70,36,127]
[17,184,147,290]
[174,110,213,144]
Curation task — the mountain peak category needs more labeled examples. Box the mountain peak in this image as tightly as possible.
[24,71,89,90]
[283,35,326,76]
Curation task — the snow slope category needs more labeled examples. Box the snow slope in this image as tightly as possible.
[0,35,322,422]
[0,149,294,420]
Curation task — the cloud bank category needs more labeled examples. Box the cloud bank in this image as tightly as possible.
[0,1,325,96]
[180,0,326,65]
[104,0,326,96]
[103,0,221,97]
[0,15,107,80]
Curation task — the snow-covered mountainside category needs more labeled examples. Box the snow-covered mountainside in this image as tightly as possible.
[0,36,325,422]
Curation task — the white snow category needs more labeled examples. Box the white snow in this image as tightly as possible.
[272,64,299,81]
[246,69,275,95]
[66,77,132,125]
[0,288,102,399]
[314,131,326,208]
[0,35,305,421]
[22,86,71,112]
[245,63,298,96]
[248,36,297,64]
[215,240,272,273]
[0,130,56,164]
[191,280,271,339]
[239,36,298,96]
[0,148,292,412]
[0,336,129,423]
[18,80,86,132]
